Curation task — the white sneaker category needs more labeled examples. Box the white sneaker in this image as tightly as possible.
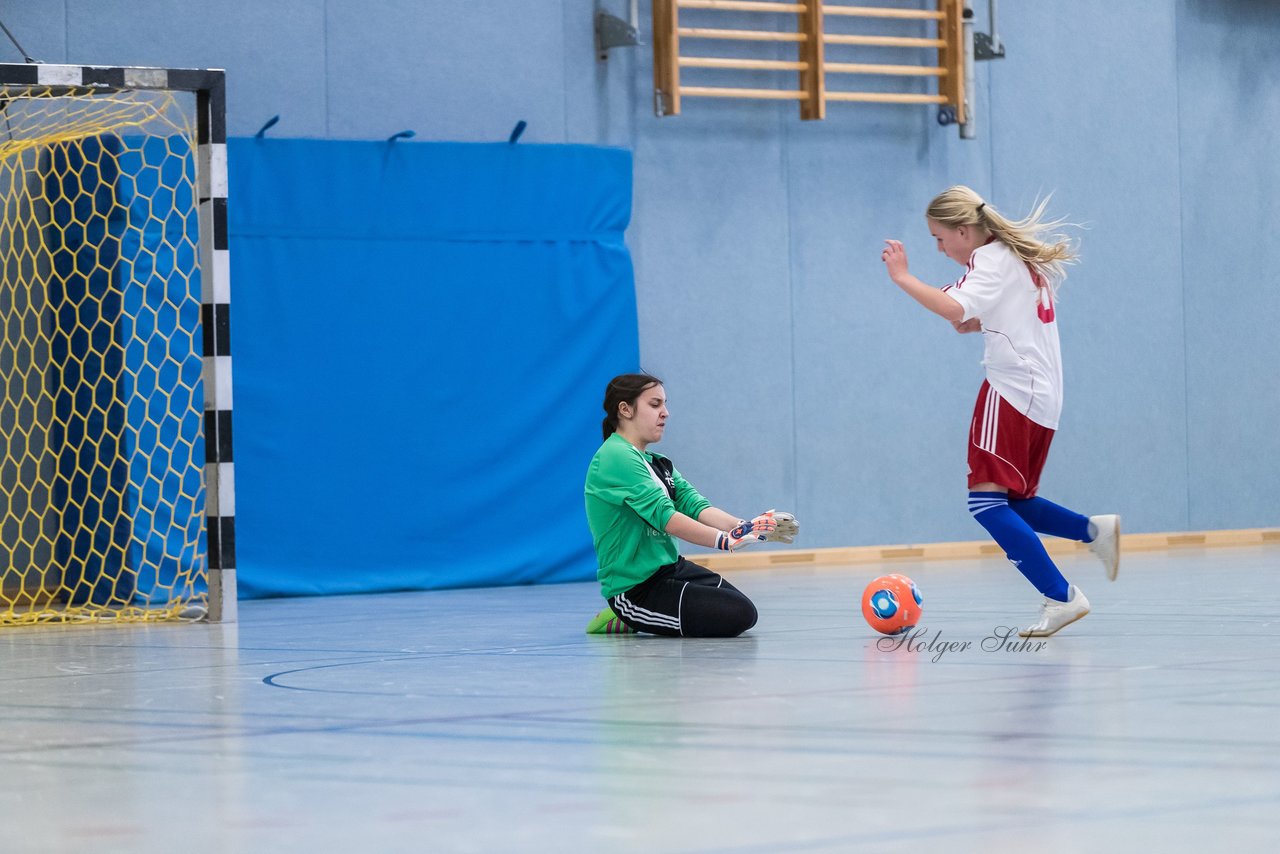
[1087,514,1120,581]
[1019,585,1090,638]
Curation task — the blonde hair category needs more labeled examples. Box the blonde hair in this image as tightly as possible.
[926,185,1078,284]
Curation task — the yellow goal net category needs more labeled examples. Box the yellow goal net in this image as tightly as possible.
[0,65,234,624]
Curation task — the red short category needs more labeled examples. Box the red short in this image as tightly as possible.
[967,381,1055,500]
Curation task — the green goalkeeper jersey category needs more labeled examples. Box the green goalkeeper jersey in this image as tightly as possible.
[584,432,712,598]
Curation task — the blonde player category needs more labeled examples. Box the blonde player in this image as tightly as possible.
[881,185,1119,637]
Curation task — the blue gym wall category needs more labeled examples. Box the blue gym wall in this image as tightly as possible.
[8,1,1276,567]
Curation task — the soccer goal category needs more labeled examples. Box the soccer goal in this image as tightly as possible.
[0,63,234,624]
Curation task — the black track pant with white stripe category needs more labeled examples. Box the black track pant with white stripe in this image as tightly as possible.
[608,557,758,638]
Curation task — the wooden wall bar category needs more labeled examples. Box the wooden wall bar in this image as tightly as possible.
[656,0,965,120]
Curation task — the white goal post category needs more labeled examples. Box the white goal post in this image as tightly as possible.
[0,62,235,624]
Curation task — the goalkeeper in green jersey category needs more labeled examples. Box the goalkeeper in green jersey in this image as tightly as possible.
[583,373,799,637]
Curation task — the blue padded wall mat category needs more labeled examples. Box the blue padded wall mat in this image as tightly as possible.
[229,139,637,597]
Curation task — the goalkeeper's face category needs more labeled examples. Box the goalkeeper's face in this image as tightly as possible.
[620,384,668,449]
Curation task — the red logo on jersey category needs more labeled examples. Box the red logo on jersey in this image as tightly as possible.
[1029,266,1055,324]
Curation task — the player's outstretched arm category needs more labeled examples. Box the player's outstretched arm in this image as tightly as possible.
[687,508,800,547]
[665,511,767,552]
[697,506,745,531]
[881,239,965,323]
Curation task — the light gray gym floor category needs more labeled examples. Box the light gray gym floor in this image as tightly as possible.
[3,545,1277,854]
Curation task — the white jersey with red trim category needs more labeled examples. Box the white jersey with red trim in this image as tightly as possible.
[942,240,1063,429]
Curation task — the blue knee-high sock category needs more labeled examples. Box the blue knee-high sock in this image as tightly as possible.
[1008,496,1091,542]
[969,491,1071,601]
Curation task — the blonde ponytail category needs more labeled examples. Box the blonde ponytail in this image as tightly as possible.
[926,185,1079,284]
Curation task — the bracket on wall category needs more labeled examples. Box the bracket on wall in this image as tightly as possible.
[974,30,1004,60]
[972,0,1005,61]
[596,10,639,62]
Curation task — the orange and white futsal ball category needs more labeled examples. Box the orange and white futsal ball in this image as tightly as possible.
[861,574,923,635]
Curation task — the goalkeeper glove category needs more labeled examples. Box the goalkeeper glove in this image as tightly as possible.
[715,512,778,551]
[758,510,799,544]
[714,530,758,551]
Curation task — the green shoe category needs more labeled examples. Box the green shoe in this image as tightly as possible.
[585,606,636,635]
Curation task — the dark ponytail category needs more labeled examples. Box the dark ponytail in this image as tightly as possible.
[601,373,663,441]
